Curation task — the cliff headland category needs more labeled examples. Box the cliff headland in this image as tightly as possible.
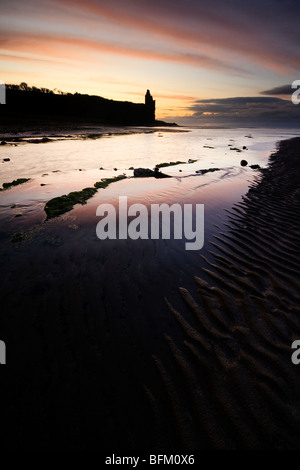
[0,83,177,128]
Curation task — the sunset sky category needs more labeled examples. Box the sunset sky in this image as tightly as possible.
[1,0,300,126]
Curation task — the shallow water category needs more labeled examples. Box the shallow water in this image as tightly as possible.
[0,125,298,291]
[1,126,299,183]
[0,126,299,221]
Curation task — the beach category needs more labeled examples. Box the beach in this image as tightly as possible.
[1,129,300,449]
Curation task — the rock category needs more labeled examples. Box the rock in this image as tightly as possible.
[3,158,10,162]
[242,146,247,150]
[133,167,170,178]
[114,168,118,171]
[99,167,104,170]
[250,164,261,169]
[128,166,134,170]
[2,178,30,189]
[240,160,248,166]
[134,168,155,177]
[1,141,7,145]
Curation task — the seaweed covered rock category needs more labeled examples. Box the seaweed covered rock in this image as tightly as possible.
[44,175,127,220]
[1,178,30,190]
[44,187,97,220]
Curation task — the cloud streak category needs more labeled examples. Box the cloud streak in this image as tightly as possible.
[50,0,300,74]
[260,85,294,96]
[179,96,300,127]
[2,0,300,75]
[1,0,300,124]
[0,30,247,75]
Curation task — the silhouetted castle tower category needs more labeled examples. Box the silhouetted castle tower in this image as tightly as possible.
[145,89,155,123]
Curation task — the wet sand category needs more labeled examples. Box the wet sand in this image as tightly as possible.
[1,137,300,449]
[158,137,300,449]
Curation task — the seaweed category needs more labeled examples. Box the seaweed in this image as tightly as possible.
[155,161,185,168]
[11,231,27,243]
[44,187,97,220]
[94,175,127,189]
[196,168,220,174]
[1,178,31,190]
[44,175,127,220]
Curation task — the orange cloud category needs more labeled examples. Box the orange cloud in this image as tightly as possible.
[0,31,247,74]
[51,0,300,75]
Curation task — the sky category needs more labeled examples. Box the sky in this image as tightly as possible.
[0,0,300,126]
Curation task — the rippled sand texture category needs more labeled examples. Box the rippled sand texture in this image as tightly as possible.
[2,137,300,450]
[149,137,300,449]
